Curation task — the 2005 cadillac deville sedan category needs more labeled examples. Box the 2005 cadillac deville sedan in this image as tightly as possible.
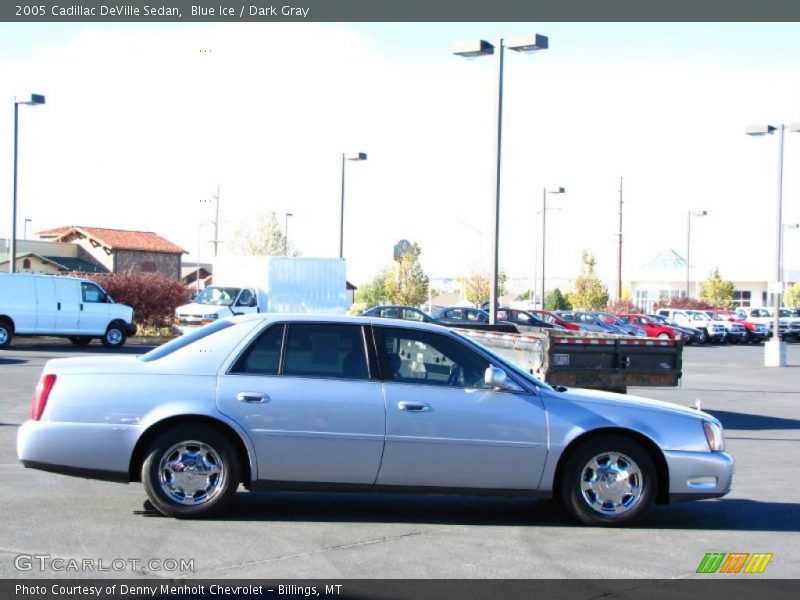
[17,314,733,525]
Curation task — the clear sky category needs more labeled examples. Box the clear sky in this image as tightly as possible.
[1,22,799,291]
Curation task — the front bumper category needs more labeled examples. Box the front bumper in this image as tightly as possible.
[664,449,734,502]
[126,323,138,336]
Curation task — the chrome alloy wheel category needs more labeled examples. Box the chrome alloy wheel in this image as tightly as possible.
[106,328,123,345]
[158,441,225,505]
[579,452,643,515]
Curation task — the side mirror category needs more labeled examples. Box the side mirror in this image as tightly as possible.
[484,366,522,392]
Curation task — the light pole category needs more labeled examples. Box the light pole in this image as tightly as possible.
[196,221,214,294]
[10,93,45,273]
[284,212,293,256]
[685,210,707,297]
[746,122,800,367]
[783,223,800,284]
[23,218,32,240]
[454,34,549,324]
[339,152,367,259]
[541,187,565,311]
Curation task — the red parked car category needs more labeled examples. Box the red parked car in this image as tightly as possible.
[616,313,682,340]
[528,309,580,331]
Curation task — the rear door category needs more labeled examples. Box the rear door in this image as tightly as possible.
[3,275,37,334]
[217,321,385,484]
[53,278,81,334]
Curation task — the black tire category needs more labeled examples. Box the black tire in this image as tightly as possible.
[0,320,12,349]
[141,424,240,519]
[696,329,708,345]
[69,336,93,346]
[559,434,657,526]
[101,323,127,348]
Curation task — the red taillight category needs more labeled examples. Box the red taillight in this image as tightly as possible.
[31,374,56,421]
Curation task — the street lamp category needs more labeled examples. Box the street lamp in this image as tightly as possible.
[196,221,214,293]
[746,122,800,367]
[284,212,293,256]
[454,33,549,324]
[686,210,708,298]
[339,152,367,259]
[782,223,799,284]
[541,187,565,310]
[10,93,45,274]
[23,218,32,240]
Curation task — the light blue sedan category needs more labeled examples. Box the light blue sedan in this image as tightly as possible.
[18,314,733,525]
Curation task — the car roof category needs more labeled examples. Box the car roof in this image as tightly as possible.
[227,312,452,333]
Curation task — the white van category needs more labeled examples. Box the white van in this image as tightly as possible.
[0,273,136,349]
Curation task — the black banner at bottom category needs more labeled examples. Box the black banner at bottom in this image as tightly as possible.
[3,579,799,600]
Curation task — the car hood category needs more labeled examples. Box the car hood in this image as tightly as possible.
[176,302,232,315]
[555,386,715,422]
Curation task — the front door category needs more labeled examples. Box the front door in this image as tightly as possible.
[217,322,385,484]
[374,326,548,491]
[79,281,111,335]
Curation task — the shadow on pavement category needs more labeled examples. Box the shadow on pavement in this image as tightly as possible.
[705,409,800,430]
[138,492,799,532]
[0,358,28,365]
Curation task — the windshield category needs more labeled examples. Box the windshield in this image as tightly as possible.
[193,287,241,306]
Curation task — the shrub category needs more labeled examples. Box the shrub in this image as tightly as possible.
[79,272,191,328]
[606,298,641,314]
[652,296,712,311]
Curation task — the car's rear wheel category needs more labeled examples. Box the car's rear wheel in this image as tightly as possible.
[101,323,127,348]
[69,336,92,346]
[657,332,670,340]
[141,425,240,518]
[560,435,656,526]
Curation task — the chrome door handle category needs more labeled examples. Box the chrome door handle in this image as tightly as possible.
[236,392,270,403]
[398,401,431,412]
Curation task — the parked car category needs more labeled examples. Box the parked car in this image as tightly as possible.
[708,309,768,344]
[528,309,580,331]
[556,311,630,335]
[361,305,438,323]
[591,312,647,337]
[496,308,560,329]
[0,273,136,349]
[733,307,800,341]
[647,314,702,345]
[700,311,748,344]
[433,307,491,324]
[18,314,734,525]
[656,309,727,344]
[616,314,683,341]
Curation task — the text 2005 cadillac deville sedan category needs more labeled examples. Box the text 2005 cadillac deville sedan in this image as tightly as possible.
[18,314,733,525]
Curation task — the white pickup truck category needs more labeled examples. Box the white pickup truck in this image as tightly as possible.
[656,309,728,344]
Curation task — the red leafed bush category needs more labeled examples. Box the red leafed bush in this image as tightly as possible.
[80,272,190,328]
[606,298,642,314]
[652,296,712,311]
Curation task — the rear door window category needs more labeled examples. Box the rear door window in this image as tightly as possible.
[282,323,369,380]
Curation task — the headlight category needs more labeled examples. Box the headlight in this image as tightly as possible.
[703,420,725,451]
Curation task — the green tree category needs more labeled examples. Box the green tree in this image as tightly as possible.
[699,268,735,309]
[785,282,800,307]
[232,210,301,256]
[384,242,429,306]
[354,270,390,307]
[571,251,609,310]
[545,287,572,310]
[459,269,507,306]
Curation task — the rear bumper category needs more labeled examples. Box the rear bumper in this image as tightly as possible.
[17,420,140,482]
[664,449,734,502]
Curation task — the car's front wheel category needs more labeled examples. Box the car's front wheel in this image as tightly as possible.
[101,323,127,348]
[141,425,240,518]
[560,435,656,526]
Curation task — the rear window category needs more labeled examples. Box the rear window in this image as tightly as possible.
[139,320,235,362]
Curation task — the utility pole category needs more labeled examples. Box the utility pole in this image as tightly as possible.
[616,176,623,301]
[212,185,220,257]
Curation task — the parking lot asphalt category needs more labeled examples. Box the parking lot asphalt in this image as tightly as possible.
[0,340,798,579]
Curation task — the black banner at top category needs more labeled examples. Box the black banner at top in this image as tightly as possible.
[3,0,800,22]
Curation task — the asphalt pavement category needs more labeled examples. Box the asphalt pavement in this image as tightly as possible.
[0,340,798,579]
